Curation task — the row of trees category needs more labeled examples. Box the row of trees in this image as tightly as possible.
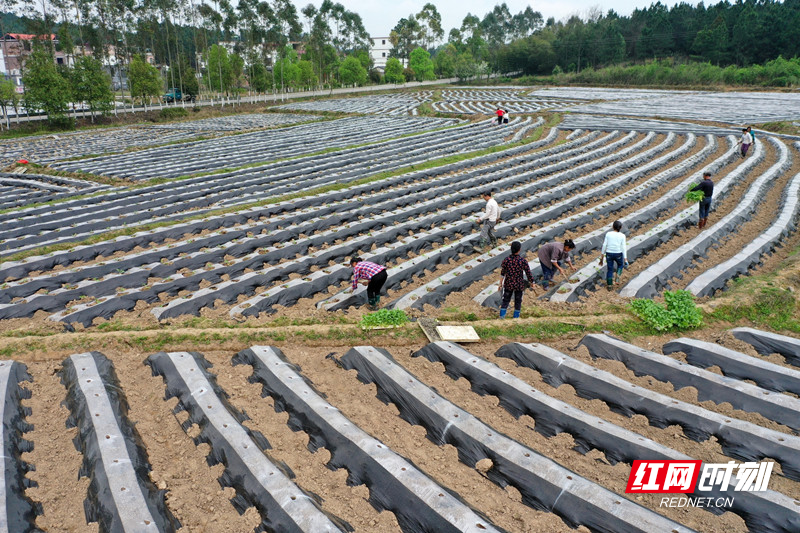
[2,0,799,125]
[0,45,113,126]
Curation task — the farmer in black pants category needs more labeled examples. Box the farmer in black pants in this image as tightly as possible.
[349,257,388,310]
[690,172,714,229]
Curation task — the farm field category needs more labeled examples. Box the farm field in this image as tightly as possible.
[1,86,799,532]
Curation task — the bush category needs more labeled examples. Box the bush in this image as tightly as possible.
[629,290,703,331]
[47,116,76,130]
[159,107,189,120]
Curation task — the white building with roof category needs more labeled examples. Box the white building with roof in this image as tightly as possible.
[370,36,393,71]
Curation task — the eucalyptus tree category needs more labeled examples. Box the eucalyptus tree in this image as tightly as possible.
[271,0,301,96]
[416,3,443,50]
[197,1,223,93]
[237,0,258,92]
[509,6,543,40]
[389,15,422,63]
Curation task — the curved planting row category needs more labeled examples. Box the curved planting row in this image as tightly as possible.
[552,136,758,302]
[0,120,554,287]
[0,173,115,211]
[485,133,720,307]
[36,128,627,323]
[147,112,320,132]
[146,350,348,533]
[2,124,601,322]
[558,114,738,136]
[2,128,728,324]
[227,130,655,317]
[620,137,791,298]
[91,130,656,322]
[51,116,457,180]
[3,127,792,322]
[417,341,799,532]
[277,92,433,115]
[0,126,202,166]
[0,117,511,256]
[59,351,179,532]
[567,90,800,125]
[339,345,694,533]
[686,142,800,297]
[389,131,711,310]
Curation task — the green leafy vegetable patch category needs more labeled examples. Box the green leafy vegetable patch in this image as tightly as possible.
[629,290,703,331]
[360,309,410,329]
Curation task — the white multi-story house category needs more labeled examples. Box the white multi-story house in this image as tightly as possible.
[370,36,392,71]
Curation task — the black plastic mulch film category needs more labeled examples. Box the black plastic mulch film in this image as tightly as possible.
[59,351,179,532]
[0,360,41,532]
[233,345,502,533]
[338,345,694,533]
[146,350,350,533]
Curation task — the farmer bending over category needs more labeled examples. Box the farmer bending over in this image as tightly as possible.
[537,239,576,289]
[349,257,387,310]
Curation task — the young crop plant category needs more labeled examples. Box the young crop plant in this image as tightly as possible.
[629,290,703,331]
[685,184,705,203]
[359,309,409,329]
[663,289,703,329]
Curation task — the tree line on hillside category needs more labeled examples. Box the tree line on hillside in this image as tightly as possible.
[1,0,799,126]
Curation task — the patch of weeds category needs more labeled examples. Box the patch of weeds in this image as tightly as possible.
[475,321,589,340]
[709,287,800,333]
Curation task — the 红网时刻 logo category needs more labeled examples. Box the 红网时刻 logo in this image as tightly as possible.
[626,460,774,508]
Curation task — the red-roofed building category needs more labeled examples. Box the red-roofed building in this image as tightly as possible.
[0,33,63,91]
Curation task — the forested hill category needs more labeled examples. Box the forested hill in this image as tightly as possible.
[492,0,800,74]
[1,12,28,34]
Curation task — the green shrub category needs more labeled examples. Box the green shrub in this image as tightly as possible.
[629,290,702,331]
[159,107,189,120]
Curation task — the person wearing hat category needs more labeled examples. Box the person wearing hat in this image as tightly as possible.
[498,241,534,319]
[349,257,387,310]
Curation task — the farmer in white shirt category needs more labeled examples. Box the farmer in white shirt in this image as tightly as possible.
[474,191,500,252]
[598,220,628,289]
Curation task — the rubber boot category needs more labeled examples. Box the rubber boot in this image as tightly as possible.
[606,279,613,291]
[615,267,623,284]
[513,309,520,319]
[499,308,507,319]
